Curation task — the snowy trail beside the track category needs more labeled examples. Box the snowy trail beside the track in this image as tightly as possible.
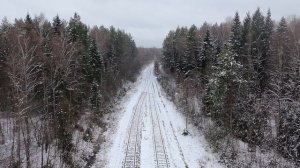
[93,64,223,168]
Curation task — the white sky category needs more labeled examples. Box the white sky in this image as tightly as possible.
[1,0,300,47]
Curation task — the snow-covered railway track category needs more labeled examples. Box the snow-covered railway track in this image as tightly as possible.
[123,92,147,168]
[102,65,223,168]
[149,93,169,168]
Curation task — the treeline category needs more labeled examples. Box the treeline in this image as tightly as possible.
[0,13,140,167]
[162,8,300,163]
[137,47,162,65]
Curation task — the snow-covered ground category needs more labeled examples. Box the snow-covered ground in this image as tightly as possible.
[0,117,64,168]
[93,64,222,168]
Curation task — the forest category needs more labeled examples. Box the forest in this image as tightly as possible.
[0,13,144,167]
[0,6,300,168]
[160,8,300,166]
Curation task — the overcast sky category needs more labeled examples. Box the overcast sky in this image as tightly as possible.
[1,0,300,47]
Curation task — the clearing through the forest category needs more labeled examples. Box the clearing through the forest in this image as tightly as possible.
[93,63,222,168]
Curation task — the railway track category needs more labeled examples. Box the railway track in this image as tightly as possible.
[123,69,169,168]
[149,92,169,168]
[109,65,219,168]
[123,92,147,168]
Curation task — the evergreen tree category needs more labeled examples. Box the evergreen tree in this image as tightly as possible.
[241,13,252,66]
[67,12,88,48]
[229,12,242,61]
[107,26,118,77]
[251,8,265,94]
[25,13,33,25]
[200,29,214,79]
[162,31,176,72]
[234,13,257,142]
[204,46,242,129]
[87,38,104,83]
[24,13,34,33]
[185,25,199,71]
[53,15,62,36]
[90,79,100,109]
[274,17,295,157]
[260,9,274,91]
[174,27,187,73]
[0,26,9,111]
[275,17,291,73]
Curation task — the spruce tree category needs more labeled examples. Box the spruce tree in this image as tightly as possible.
[276,17,291,73]
[234,13,257,142]
[260,9,273,91]
[67,13,88,48]
[87,38,103,83]
[251,8,265,94]
[25,13,33,25]
[229,12,242,61]
[185,25,199,71]
[107,26,118,76]
[274,17,294,156]
[200,29,214,79]
[53,15,62,36]
[90,79,99,109]
[24,13,33,33]
[174,27,187,73]
[162,31,176,72]
[203,45,242,129]
[241,13,252,66]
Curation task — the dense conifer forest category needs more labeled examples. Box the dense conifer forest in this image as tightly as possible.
[160,8,300,165]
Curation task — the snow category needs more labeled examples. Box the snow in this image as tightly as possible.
[0,117,63,168]
[93,63,222,168]
[0,63,297,168]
